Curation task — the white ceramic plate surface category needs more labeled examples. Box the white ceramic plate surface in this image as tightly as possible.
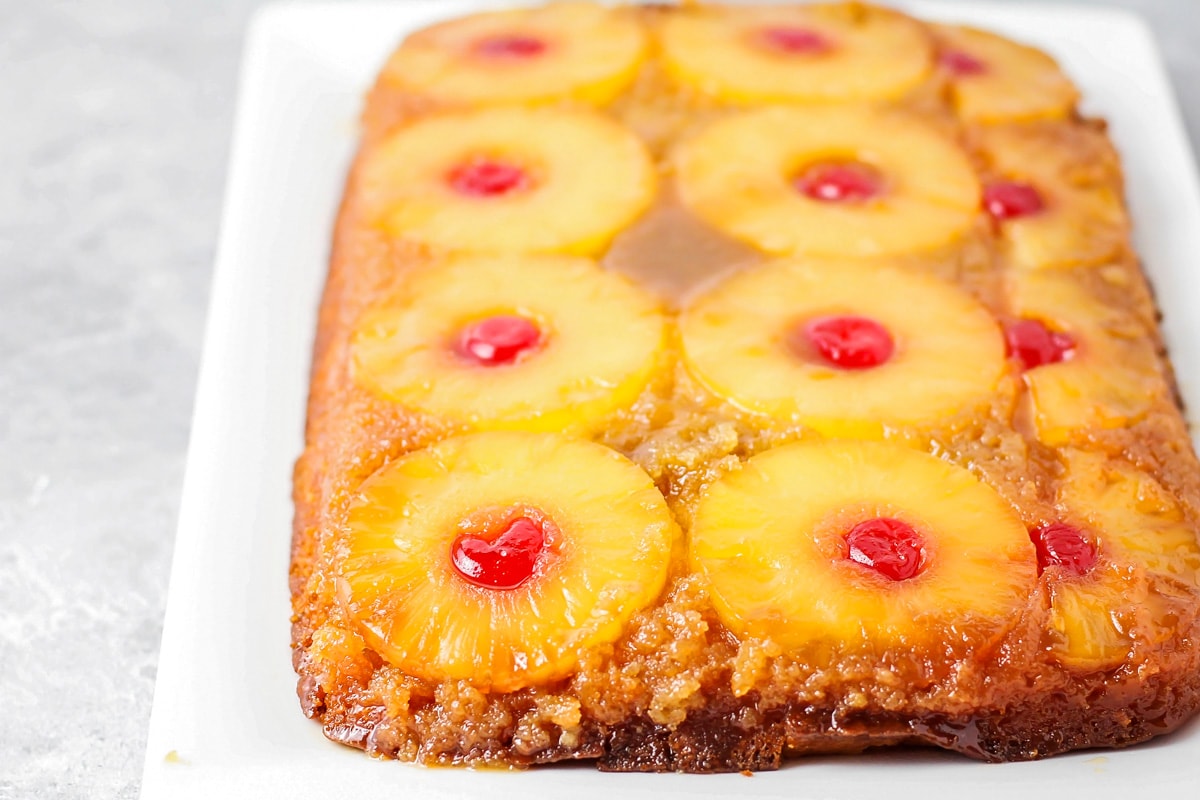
[139,2,1200,797]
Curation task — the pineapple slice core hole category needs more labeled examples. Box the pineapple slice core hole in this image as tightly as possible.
[792,161,885,204]
[984,180,1045,221]
[940,49,988,76]
[787,314,895,370]
[1004,318,1076,371]
[1031,522,1097,576]
[446,157,536,198]
[752,26,834,56]
[843,517,927,582]
[471,33,549,60]
[451,506,559,591]
[454,313,544,367]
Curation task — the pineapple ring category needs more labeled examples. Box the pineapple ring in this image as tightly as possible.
[690,439,1037,651]
[978,123,1128,270]
[674,106,980,257]
[679,258,1008,438]
[661,3,932,104]
[360,107,656,255]
[1059,450,1200,586]
[934,25,1079,123]
[338,431,678,692]
[380,2,647,106]
[1010,272,1167,446]
[1045,450,1200,669]
[350,254,666,433]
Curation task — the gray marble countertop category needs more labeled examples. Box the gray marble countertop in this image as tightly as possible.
[1,1,1198,798]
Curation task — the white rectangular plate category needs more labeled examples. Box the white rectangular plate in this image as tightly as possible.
[140,2,1200,798]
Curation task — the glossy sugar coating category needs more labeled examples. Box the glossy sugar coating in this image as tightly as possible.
[291,1,1200,772]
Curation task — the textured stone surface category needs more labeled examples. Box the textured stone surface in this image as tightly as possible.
[0,1,1196,799]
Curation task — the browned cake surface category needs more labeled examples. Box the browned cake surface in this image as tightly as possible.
[290,1,1200,771]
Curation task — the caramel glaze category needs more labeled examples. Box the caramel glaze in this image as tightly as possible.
[291,3,1200,771]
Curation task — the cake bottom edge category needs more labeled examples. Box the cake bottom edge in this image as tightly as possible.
[306,667,1200,773]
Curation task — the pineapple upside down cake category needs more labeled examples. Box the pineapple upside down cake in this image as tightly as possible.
[291,1,1200,771]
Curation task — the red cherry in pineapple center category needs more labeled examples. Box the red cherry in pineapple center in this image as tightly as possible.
[455,314,542,366]
[1004,318,1076,371]
[792,314,895,370]
[984,181,1045,221]
[452,516,547,590]
[940,49,988,76]
[1030,522,1097,576]
[757,26,832,55]
[794,162,884,203]
[844,518,926,582]
[474,33,547,59]
[447,159,531,198]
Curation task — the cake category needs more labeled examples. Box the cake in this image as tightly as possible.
[290,1,1200,772]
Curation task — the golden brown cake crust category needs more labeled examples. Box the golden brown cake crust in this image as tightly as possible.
[290,2,1200,771]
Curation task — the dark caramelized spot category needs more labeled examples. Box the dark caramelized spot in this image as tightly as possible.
[455,315,542,366]
[791,315,895,370]
[940,49,987,76]
[794,162,884,203]
[844,518,926,581]
[755,26,833,55]
[452,516,547,590]
[447,159,531,198]
[1030,522,1097,576]
[983,181,1045,221]
[474,34,548,59]
[1004,318,1075,371]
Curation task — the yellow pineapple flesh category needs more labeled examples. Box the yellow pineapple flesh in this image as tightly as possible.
[660,3,932,104]
[934,24,1079,123]
[1046,572,1135,670]
[977,123,1129,269]
[674,106,980,258]
[351,254,667,434]
[338,431,678,692]
[1059,450,1200,586]
[380,1,647,106]
[1037,451,1200,669]
[689,440,1038,651]
[359,106,656,255]
[679,257,1009,437]
[1008,272,1167,446]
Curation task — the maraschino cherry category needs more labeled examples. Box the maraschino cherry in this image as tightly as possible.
[845,518,926,581]
[1030,522,1097,576]
[757,26,833,55]
[792,315,895,370]
[447,159,531,198]
[984,181,1045,221]
[474,34,547,59]
[940,49,987,76]
[455,315,542,366]
[795,162,883,203]
[1004,318,1075,371]
[452,516,547,590]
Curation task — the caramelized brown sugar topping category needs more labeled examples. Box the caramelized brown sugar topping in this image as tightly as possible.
[292,1,1200,770]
